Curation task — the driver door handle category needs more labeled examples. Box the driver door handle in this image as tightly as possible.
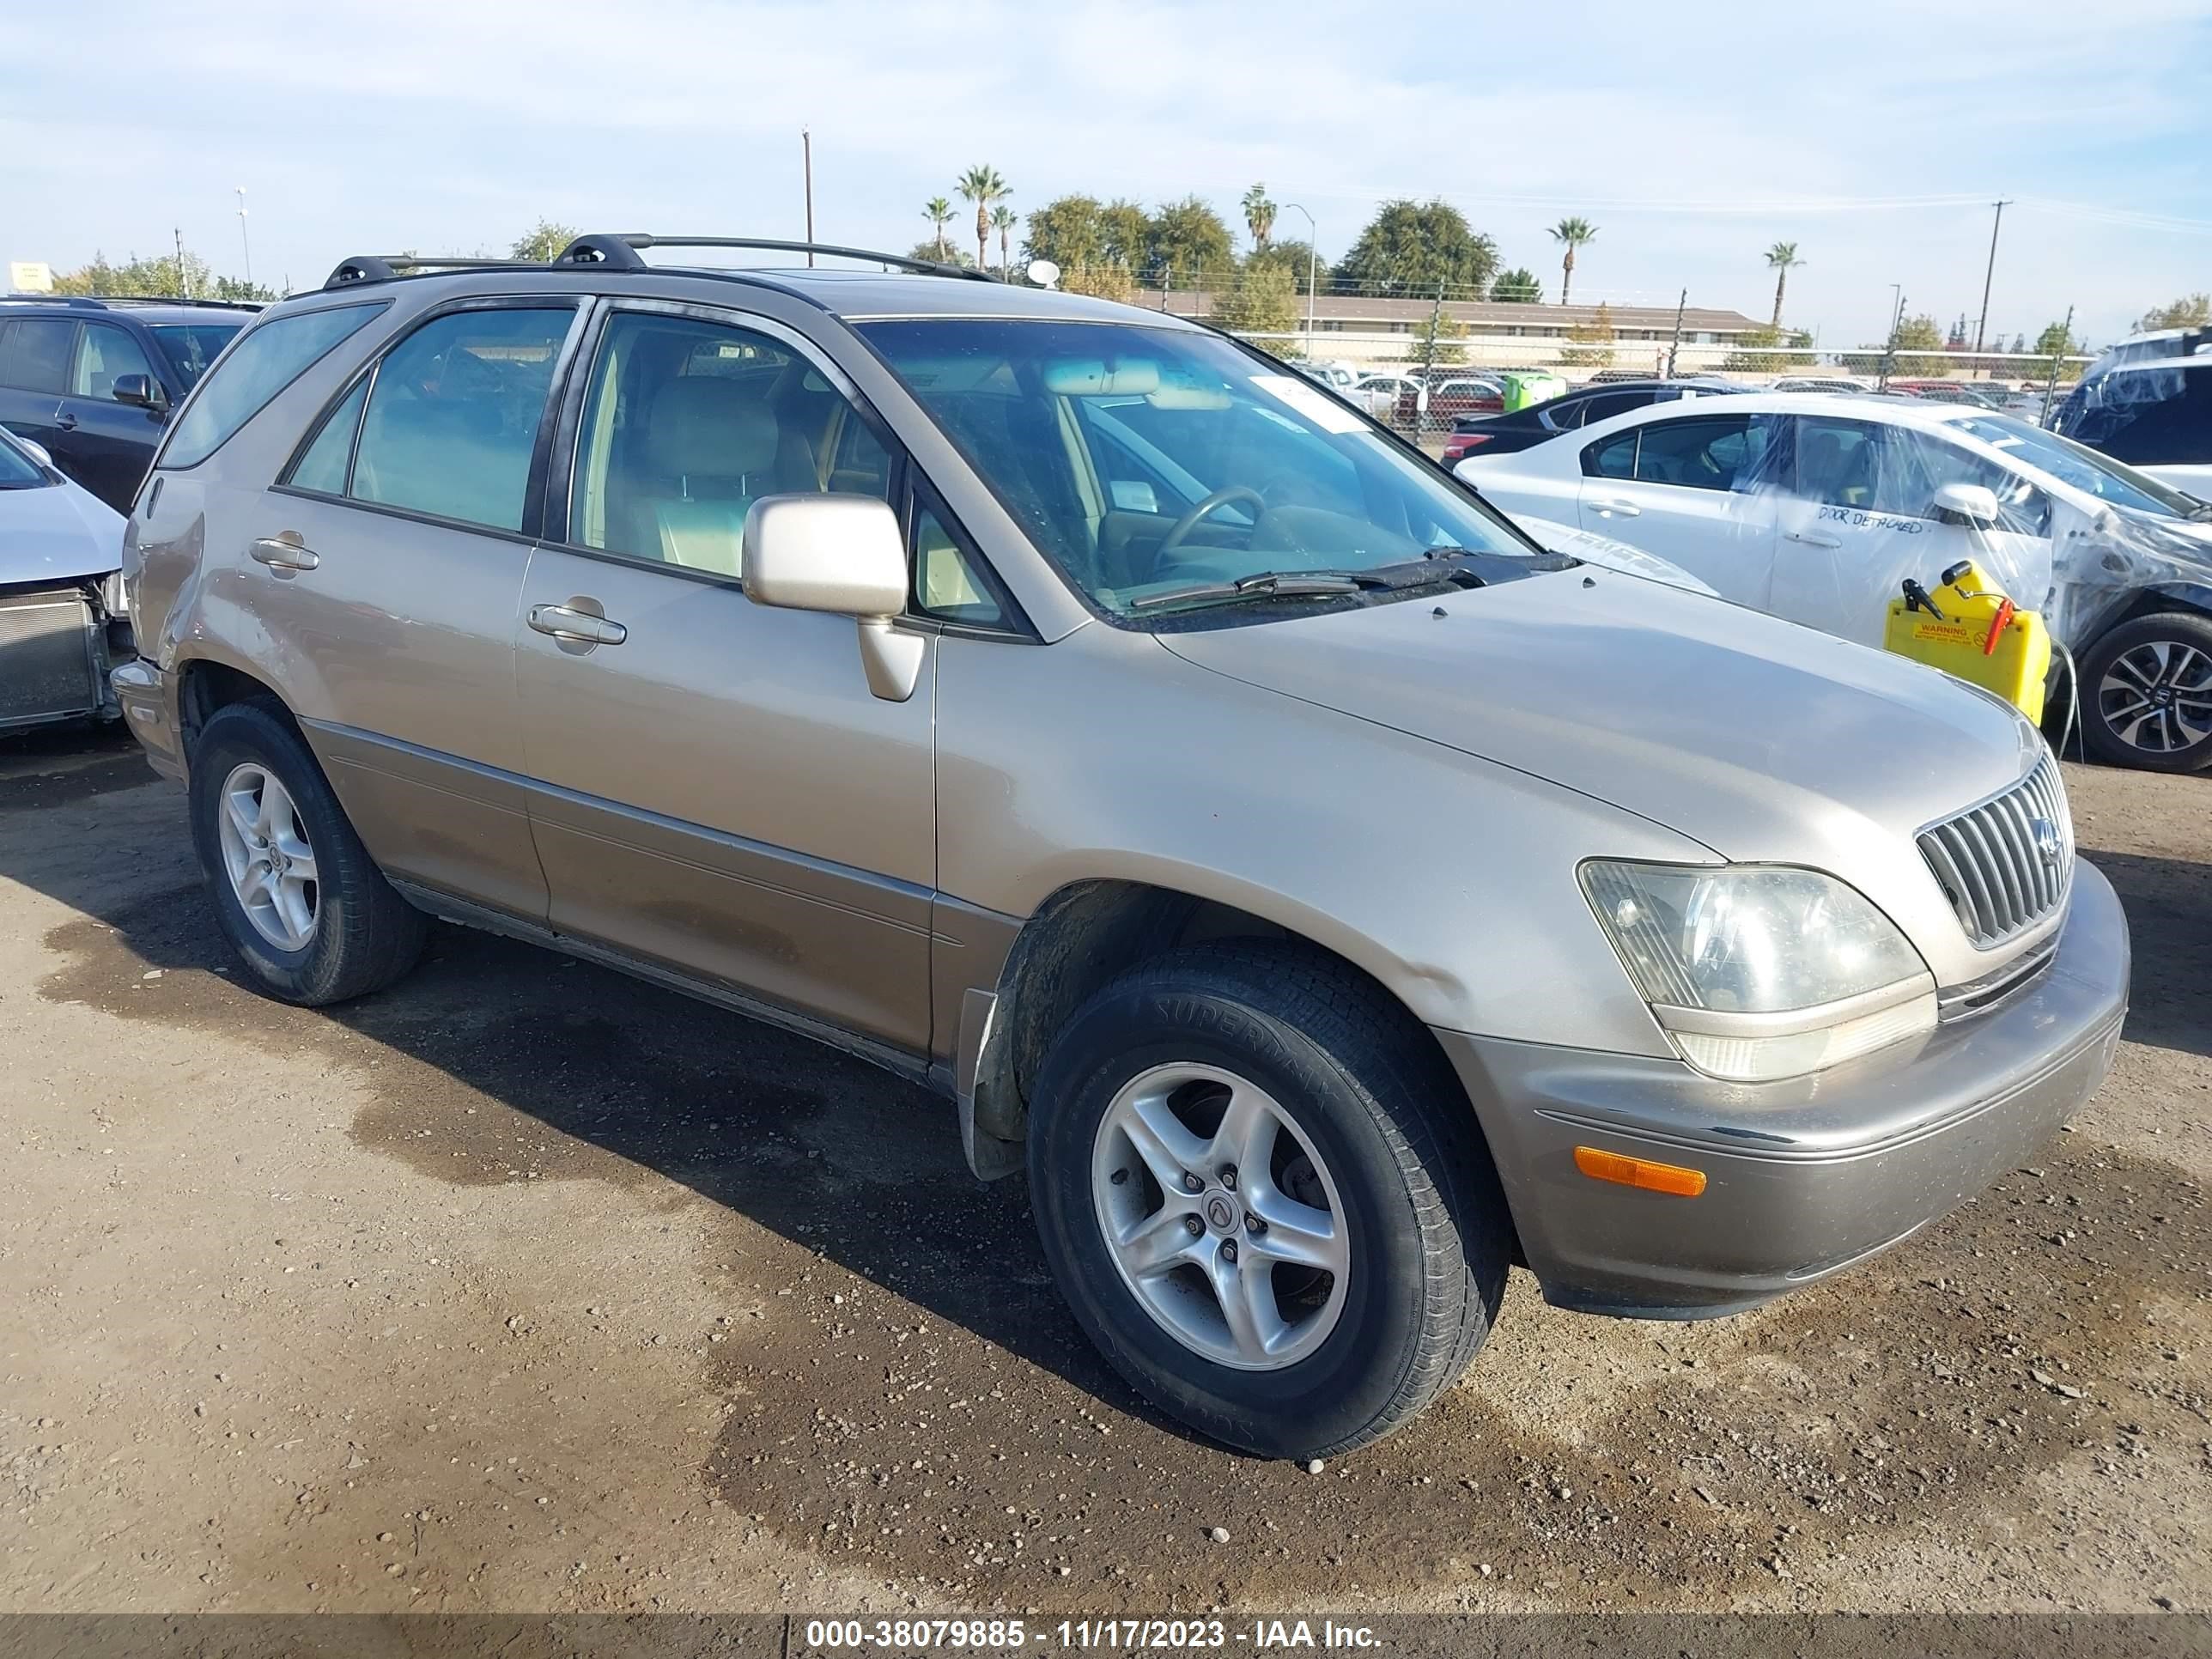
[53,409,79,433]
[250,534,321,571]
[529,604,628,647]
[1587,497,1642,517]
[1786,531,1842,549]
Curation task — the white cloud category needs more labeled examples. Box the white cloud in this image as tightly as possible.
[3,0,2207,343]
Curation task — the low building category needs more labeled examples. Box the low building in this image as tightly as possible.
[1156,290,1770,369]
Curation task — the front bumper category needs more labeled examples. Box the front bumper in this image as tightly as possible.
[1436,856,2130,1318]
[110,656,184,781]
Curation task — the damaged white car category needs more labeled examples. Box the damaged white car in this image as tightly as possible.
[1457,392,2212,771]
[0,428,133,734]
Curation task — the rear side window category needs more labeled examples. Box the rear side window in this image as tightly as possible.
[351,307,573,533]
[0,318,78,394]
[2064,365,2212,466]
[163,303,385,470]
[286,378,369,495]
[1583,414,1768,492]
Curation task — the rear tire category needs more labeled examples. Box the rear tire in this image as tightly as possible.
[2077,611,2212,773]
[1026,940,1510,1458]
[187,700,427,1005]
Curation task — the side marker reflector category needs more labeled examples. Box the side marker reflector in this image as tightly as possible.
[1573,1146,1707,1197]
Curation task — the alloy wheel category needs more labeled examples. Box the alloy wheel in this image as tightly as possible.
[2098,639,2212,757]
[215,763,320,951]
[1091,1061,1350,1371]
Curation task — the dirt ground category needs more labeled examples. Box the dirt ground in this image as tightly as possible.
[0,723,2205,1620]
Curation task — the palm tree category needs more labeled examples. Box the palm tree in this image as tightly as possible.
[989,205,1019,278]
[1549,216,1597,307]
[1242,184,1277,252]
[922,197,954,261]
[957,166,1009,271]
[1765,241,1804,327]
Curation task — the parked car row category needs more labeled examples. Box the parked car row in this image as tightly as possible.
[101,234,2127,1461]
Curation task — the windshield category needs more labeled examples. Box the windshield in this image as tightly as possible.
[0,433,52,489]
[1948,413,2205,518]
[149,324,244,390]
[859,319,1532,617]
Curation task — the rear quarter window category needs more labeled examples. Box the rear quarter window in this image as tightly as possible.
[160,303,386,471]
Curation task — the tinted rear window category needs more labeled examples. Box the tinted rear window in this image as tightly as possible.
[161,303,386,470]
[0,317,78,394]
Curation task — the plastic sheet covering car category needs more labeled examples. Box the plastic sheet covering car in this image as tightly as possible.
[1715,408,2212,656]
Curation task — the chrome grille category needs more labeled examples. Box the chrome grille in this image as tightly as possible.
[0,589,101,731]
[1917,756,2073,948]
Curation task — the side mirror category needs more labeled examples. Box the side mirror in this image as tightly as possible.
[16,438,53,468]
[112,374,166,416]
[1932,481,2000,526]
[742,494,921,702]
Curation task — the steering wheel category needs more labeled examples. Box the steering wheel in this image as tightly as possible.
[1157,486,1267,558]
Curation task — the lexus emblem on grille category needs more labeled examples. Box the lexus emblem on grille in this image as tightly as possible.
[2031,817,2063,868]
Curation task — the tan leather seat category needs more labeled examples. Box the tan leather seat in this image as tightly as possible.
[643,378,781,577]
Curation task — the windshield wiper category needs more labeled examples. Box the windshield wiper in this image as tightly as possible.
[1130,571,1377,611]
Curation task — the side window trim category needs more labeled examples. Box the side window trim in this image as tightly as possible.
[541,295,905,574]
[902,459,1032,638]
[271,297,587,543]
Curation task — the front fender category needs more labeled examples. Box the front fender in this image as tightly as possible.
[935,625,1711,1058]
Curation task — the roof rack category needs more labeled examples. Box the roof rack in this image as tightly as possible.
[554,233,998,283]
[0,293,261,312]
[322,254,551,289]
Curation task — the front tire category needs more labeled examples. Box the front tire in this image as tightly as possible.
[2078,611,2212,772]
[1027,941,1510,1458]
[187,701,427,1005]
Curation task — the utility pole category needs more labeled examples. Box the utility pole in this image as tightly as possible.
[1666,287,1686,379]
[1972,198,2010,361]
[801,128,815,265]
[2041,303,2075,424]
[236,187,252,287]
[1284,202,1317,358]
[1879,285,1905,391]
[173,228,187,298]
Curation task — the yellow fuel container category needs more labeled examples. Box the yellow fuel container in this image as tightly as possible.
[1882,559,2051,722]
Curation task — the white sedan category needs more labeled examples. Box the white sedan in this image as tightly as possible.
[1455,391,2212,770]
[0,428,131,733]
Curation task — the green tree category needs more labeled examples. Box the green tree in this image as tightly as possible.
[1335,198,1498,298]
[2137,293,2210,331]
[957,166,1010,271]
[1548,216,1598,307]
[1099,199,1152,270]
[1491,266,1541,303]
[511,220,578,262]
[1415,307,1470,368]
[1060,264,1135,302]
[1243,239,1328,295]
[989,205,1019,277]
[2034,319,2087,381]
[1023,194,1106,270]
[52,247,270,302]
[1764,241,1803,327]
[1146,196,1234,289]
[1557,301,1616,368]
[1720,323,1811,374]
[921,196,956,261]
[908,240,974,269]
[1208,260,1300,356]
[1241,184,1277,251]
[1891,313,1954,377]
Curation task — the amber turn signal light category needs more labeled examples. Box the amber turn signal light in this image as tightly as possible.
[1573,1146,1708,1197]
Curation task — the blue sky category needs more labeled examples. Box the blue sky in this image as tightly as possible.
[4,0,2209,347]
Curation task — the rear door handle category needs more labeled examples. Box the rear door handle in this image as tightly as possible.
[1588,497,1642,517]
[529,604,628,647]
[1786,531,1842,549]
[53,410,78,432]
[250,534,321,571]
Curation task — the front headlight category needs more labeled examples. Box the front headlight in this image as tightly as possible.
[1581,862,1935,1083]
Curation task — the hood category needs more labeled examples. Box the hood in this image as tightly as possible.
[1513,515,1719,597]
[1157,565,2043,866]
[0,479,125,586]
